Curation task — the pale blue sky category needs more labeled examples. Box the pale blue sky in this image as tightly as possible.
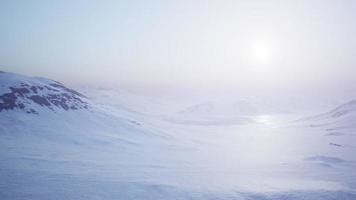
[1,0,356,91]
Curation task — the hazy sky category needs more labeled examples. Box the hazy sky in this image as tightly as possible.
[1,0,356,91]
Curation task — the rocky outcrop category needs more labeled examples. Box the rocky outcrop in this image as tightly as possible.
[0,73,89,114]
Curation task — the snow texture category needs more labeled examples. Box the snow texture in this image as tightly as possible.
[1,72,356,199]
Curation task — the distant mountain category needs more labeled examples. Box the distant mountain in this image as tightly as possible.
[0,71,89,114]
[177,100,260,116]
[325,100,356,118]
[302,100,356,130]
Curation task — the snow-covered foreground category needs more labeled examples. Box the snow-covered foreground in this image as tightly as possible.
[2,112,356,199]
[1,72,356,199]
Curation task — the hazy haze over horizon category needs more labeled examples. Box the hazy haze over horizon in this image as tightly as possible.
[1,0,356,94]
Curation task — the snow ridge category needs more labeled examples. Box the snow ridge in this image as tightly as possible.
[0,71,89,114]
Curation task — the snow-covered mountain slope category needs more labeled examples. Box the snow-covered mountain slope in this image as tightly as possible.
[77,86,200,117]
[178,100,259,116]
[174,92,339,120]
[0,71,166,140]
[0,71,89,114]
[0,72,176,163]
[301,99,356,130]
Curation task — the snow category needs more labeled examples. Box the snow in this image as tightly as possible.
[0,72,56,94]
[1,72,356,199]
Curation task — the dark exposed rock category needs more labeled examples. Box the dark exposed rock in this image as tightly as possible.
[30,86,38,93]
[48,94,69,110]
[0,93,17,111]
[9,87,30,96]
[0,80,89,114]
[26,109,38,114]
[18,103,25,109]
[29,95,51,107]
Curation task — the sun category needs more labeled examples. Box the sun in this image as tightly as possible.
[250,42,272,64]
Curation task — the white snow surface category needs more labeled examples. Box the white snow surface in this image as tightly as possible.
[1,72,356,199]
[302,100,356,130]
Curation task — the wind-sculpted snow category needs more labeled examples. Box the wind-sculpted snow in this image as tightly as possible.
[1,72,356,199]
[305,156,348,166]
[0,72,89,113]
[300,99,356,132]
[327,100,356,118]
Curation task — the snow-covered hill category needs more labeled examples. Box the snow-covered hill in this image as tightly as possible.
[178,100,259,116]
[0,71,89,114]
[0,71,168,142]
[302,99,356,130]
